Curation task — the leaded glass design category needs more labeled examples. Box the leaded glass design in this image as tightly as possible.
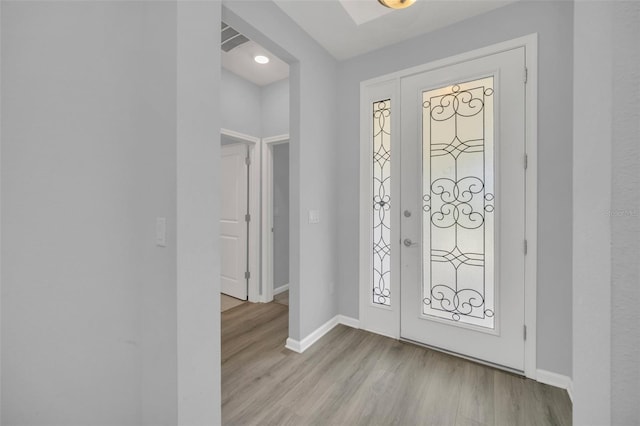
[422,78,495,329]
[373,99,391,306]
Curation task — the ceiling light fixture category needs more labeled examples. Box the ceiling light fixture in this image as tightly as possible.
[378,0,416,9]
[254,55,270,64]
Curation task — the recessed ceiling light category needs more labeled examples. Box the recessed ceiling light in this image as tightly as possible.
[378,0,416,9]
[254,55,270,64]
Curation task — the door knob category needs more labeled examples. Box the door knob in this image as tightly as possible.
[403,238,418,247]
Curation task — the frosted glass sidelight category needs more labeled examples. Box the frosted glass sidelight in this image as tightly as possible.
[422,78,495,328]
[372,99,391,306]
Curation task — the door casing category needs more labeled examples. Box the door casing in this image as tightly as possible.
[358,34,538,379]
[261,134,290,304]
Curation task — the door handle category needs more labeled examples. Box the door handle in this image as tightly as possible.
[403,238,418,248]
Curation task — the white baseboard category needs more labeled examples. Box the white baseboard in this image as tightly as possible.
[284,337,302,353]
[285,314,359,353]
[273,284,289,295]
[336,315,360,329]
[537,369,573,402]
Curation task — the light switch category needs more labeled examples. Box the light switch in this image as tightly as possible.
[156,217,167,247]
[308,209,320,224]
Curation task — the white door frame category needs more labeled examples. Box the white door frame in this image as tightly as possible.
[221,128,261,303]
[358,34,538,379]
[261,134,290,303]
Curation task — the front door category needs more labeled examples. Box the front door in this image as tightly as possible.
[400,48,526,371]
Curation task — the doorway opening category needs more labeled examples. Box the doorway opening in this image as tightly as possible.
[261,136,290,305]
[218,19,290,310]
[219,14,293,420]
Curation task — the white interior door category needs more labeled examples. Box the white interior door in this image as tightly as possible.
[220,143,249,300]
[400,48,526,371]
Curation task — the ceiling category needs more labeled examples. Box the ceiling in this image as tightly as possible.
[273,0,516,60]
[221,38,290,87]
[221,0,514,85]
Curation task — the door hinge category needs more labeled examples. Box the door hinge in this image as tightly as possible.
[245,213,251,222]
[523,325,527,341]
[524,239,528,255]
[524,67,528,84]
[524,154,528,170]
[245,271,251,280]
[245,156,251,166]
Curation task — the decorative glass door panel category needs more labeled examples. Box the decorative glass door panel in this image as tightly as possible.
[400,48,526,371]
[372,99,392,306]
[422,78,495,329]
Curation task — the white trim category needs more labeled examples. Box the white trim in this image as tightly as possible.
[221,128,261,144]
[536,369,573,402]
[359,34,539,379]
[336,315,360,329]
[361,34,539,87]
[285,315,360,353]
[359,81,401,338]
[284,338,303,353]
[263,134,290,144]
[273,283,289,295]
[523,35,539,380]
[261,134,290,303]
[0,1,3,412]
[285,316,339,353]
[220,129,261,303]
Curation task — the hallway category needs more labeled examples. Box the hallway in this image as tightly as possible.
[221,301,572,425]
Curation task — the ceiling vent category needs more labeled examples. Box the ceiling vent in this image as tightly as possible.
[221,22,249,53]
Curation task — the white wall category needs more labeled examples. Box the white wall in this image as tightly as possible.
[223,2,339,340]
[221,68,261,137]
[261,78,289,137]
[573,2,640,424]
[336,0,574,377]
[1,2,178,424]
[273,143,290,290]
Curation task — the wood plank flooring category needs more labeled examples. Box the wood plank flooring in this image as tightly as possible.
[222,301,572,426]
[273,289,289,306]
[221,293,246,312]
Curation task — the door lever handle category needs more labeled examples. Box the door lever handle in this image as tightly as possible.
[403,238,418,248]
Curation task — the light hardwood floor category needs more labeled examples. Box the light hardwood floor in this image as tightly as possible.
[222,301,572,426]
[221,293,246,312]
[273,289,289,306]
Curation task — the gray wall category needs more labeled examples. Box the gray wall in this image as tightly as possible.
[224,2,339,340]
[263,79,290,292]
[273,143,290,290]
[1,2,178,424]
[261,78,290,137]
[572,3,612,422]
[336,0,574,377]
[221,68,261,137]
[610,4,640,423]
[573,1,640,424]
[221,70,288,138]
[176,1,221,424]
